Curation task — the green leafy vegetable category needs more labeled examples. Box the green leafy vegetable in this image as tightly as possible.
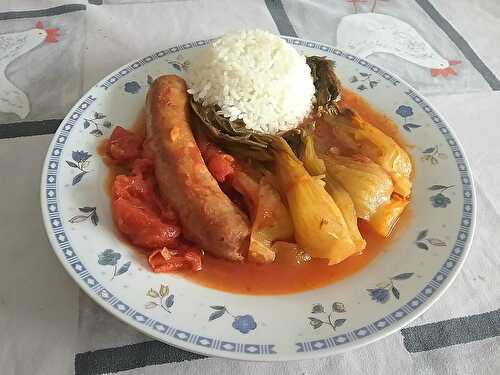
[190,99,276,161]
[306,56,342,116]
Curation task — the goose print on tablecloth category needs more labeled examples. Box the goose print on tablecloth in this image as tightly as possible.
[0,21,59,119]
[338,2,461,77]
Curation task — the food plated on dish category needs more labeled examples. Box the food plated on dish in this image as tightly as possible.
[101,30,413,294]
[41,30,474,360]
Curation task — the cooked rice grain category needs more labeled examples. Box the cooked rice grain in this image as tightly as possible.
[186,30,315,134]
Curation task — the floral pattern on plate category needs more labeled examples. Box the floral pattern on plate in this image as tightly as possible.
[415,229,446,250]
[395,105,422,132]
[69,206,98,226]
[421,145,448,165]
[66,150,92,185]
[308,302,347,331]
[209,306,257,334]
[83,112,112,136]
[98,249,131,280]
[145,284,175,312]
[429,184,454,208]
[367,273,414,303]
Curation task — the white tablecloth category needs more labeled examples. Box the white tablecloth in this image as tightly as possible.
[1,1,499,374]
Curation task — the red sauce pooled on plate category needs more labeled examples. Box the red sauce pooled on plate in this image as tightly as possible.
[100,90,411,295]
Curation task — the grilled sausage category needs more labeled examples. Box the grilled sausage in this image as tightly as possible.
[146,75,250,261]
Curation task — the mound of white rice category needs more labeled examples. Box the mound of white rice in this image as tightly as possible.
[186,30,315,134]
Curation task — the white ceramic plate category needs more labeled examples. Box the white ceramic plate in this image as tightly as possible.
[41,37,475,361]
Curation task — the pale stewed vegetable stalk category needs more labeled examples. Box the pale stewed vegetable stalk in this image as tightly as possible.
[271,137,359,265]
[322,153,409,238]
[231,170,294,264]
[323,110,412,197]
[324,177,366,252]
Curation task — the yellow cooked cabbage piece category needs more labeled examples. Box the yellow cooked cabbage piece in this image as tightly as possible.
[324,110,412,197]
[323,154,393,220]
[368,196,409,237]
[301,133,326,176]
[325,177,366,252]
[232,170,294,264]
[272,137,357,265]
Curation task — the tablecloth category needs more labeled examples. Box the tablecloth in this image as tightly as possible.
[1,1,499,374]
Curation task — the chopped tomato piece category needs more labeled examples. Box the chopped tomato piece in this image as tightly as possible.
[113,197,181,249]
[109,126,143,162]
[148,247,203,272]
[131,158,154,176]
[112,173,155,202]
[207,153,235,183]
[112,173,181,249]
[183,249,203,271]
[197,137,235,182]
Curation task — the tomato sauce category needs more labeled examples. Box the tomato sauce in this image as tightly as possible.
[100,111,203,273]
[100,91,412,295]
[340,89,407,147]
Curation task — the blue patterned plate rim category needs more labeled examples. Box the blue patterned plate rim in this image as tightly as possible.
[40,36,476,361]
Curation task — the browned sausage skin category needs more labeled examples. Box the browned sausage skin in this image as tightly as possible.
[146,75,250,261]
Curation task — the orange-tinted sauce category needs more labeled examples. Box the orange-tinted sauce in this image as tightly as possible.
[101,92,412,295]
[184,217,408,295]
[340,89,406,146]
